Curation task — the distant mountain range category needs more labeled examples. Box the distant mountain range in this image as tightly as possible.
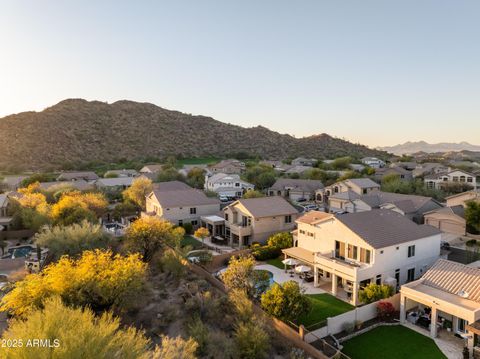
[378,141,480,155]
[0,99,386,171]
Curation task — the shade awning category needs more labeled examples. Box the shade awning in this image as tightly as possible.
[282,247,315,265]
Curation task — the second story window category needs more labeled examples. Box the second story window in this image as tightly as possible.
[190,207,197,214]
[285,215,292,224]
[408,245,415,258]
[347,244,358,260]
[225,213,229,221]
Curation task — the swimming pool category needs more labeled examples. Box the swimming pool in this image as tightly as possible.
[3,245,34,259]
[254,269,274,294]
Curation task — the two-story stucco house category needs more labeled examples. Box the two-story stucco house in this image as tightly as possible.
[361,157,385,169]
[145,181,220,228]
[319,178,381,212]
[425,169,477,190]
[283,209,442,305]
[223,196,299,247]
[209,159,246,175]
[204,173,254,198]
[268,178,324,202]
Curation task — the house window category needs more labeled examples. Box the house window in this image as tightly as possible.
[225,213,229,221]
[408,245,415,258]
[299,229,305,234]
[190,208,197,214]
[467,177,473,183]
[395,269,400,287]
[457,318,467,334]
[178,220,183,226]
[453,176,459,182]
[460,176,466,182]
[362,189,367,194]
[347,244,358,260]
[191,220,198,226]
[285,215,292,224]
[235,183,240,187]
[375,275,381,285]
[359,248,371,264]
[334,186,339,193]
[407,268,415,282]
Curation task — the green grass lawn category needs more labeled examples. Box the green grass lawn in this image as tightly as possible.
[176,157,220,167]
[266,257,284,269]
[298,294,354,329]
[341,325,446,359]
[181,235,204,250]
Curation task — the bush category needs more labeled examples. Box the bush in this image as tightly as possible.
[267,232,293,249]
[182,222,193,235]
[261,281,311,323]
[376,301,395,320]
[252,245,281,261]
[234,320,270,359]
[342,321,355,334]
[358,283,394,304]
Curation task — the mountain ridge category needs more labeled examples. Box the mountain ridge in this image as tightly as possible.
[378,141,480,155]
[0,99,387,171]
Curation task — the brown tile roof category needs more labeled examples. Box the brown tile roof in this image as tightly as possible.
[151,181,219,208]
[57,171,99,181]
[270,178,324,191]
[421,259,480,303]
[336,209,441,249]
[296,211,333,224]
[235,196,298,218]
[345,178,380,189]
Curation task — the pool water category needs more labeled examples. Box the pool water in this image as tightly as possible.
[5,246,33,259]
[254,269,274,294]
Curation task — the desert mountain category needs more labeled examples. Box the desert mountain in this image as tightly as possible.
[379,141,480,155]
[0,99,386,171]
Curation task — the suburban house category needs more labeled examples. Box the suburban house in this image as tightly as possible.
[268,179,324,202]
[424,206,466,236]
[361,157,385,168]
[204,173,254,198]
[424,169,477,190]
[57,171,99,182]
[285,165,312,175]
[391,161,418,171]
[339,190,442,224]
[283,209,442,306]
[0,193,13,231]
[222,196,299,247]
[321,178,380,212]
[291,157,318,167]
[1,176,28,190]
[139,164,164,174]
[400,259,480,355]
[145,181,220,227]
[95,177,134,190]
[446,190,480,208]
[39,180,94,192]
[209,159,246,175]
[412,163,449,178]
[374,166,413,182]
[104,169,138,178]
[259,160,292,173]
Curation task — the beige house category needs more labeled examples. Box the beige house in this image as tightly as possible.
[223,196,299,247]
[320,178,380,212]
[145,181,220,227]
[139,164,164,174]
[425,169,477,190]
[400,259,480,355]
[283,209,442,306]
[209,159,246,175]
[446,190,480,208]
[268,178,324,202]
[424,206,466,236]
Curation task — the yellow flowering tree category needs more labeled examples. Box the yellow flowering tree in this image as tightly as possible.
[122,177,153,209]
[0,249,147,316]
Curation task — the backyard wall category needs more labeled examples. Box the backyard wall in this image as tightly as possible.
[0,229,35,241]
[306,293,401,341]
[204,248,252,271]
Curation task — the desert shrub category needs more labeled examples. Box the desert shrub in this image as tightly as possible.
[251,245,281,261]
[152,336,198,359]
[187,316,209,356]
[234,320,270,359]
[160,248,188,279]
[376,301,395,320]
[261,281,311,322]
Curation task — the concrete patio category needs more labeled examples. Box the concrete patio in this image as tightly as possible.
[255,264,326,295]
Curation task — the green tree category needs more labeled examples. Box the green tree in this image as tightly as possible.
[266,232,293,249]
[245,165,276,190]
[465,200,480,234]
[221,255,266,297]
[1,297,151,359]
[242,190,265,199]
[125,216,185,262]
[261,281,311,323]
[20,173,56,188]
[122,177,153,209]
[157,168,185,183]
[0,250,147,316]
[331,157,351,170]
[358,283,394,304]
[34,221,112,259]
[186,167,206,189]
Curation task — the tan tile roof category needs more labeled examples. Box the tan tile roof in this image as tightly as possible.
[421,259,480,303]
[296,211,333,225]
[151,181,219,208]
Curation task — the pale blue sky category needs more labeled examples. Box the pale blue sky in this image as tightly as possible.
[1,1,479,147]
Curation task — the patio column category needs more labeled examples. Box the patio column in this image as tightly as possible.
[399,293,406,324]
[466,330,474,354]
[430,307,438,338]
[331,273,337,295]
[314,267,319,287]
[352,282,359,306]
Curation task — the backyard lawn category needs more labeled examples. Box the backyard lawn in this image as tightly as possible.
[181,235,204,250]
[341,325,446,359]
[297,294,354,329]
[266,256,284,269]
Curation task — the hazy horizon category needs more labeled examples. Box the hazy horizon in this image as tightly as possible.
[2,1,480,147]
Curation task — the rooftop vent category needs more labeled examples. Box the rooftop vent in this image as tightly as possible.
[457,290,469,298]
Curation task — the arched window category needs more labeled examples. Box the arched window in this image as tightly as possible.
[334,186,339,193]
[316,193,323,202]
